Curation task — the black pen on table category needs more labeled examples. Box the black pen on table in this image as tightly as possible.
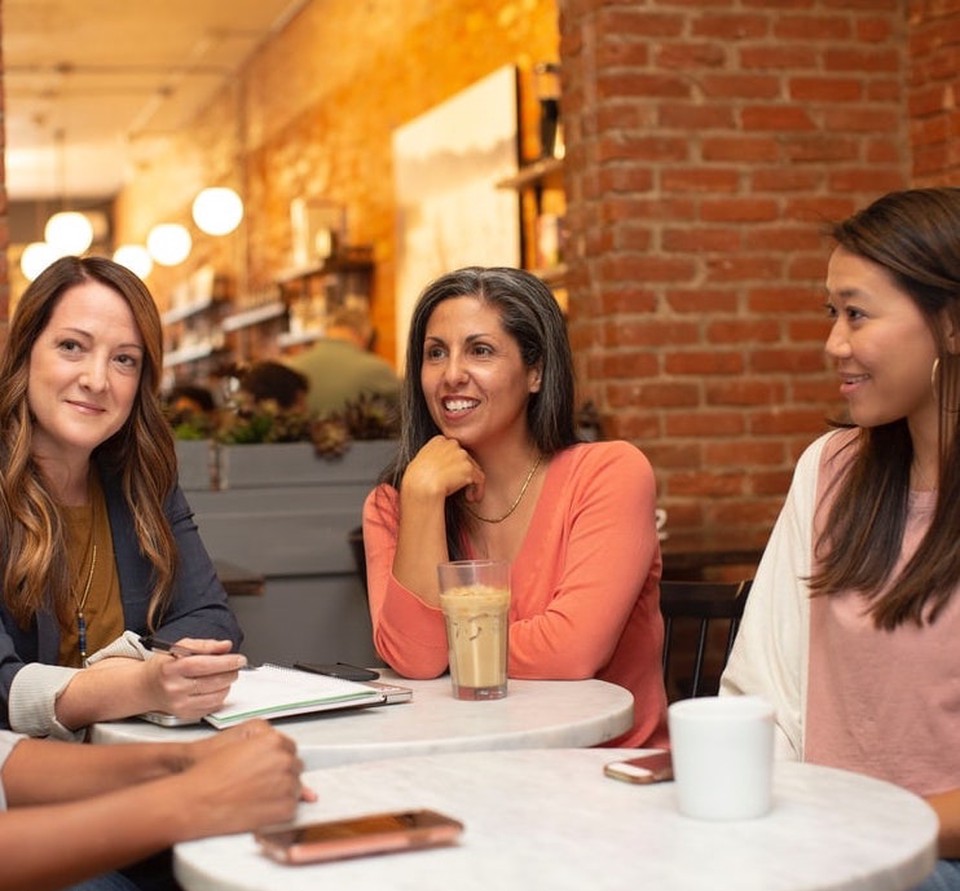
[139,635,204,658]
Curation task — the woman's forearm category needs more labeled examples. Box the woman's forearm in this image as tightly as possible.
[53,658,156,729]
[0,721,304,891]
[391,489,450,606]
[925,789,960,859]
[0,777,194,891]
[2,736,189,806]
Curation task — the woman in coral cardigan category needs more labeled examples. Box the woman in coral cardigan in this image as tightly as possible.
[363,266,667,747]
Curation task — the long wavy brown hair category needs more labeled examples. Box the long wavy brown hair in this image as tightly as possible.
[0,256,178,631]
[810,188,960,628]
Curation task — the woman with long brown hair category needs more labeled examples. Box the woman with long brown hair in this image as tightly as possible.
[363,267,667,748]
[0,255,243,739]
[722,188,960,889]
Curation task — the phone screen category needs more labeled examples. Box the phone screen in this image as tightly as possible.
[256,809,463,864]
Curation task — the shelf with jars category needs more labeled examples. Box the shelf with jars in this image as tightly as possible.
[273,245,374,355]
[162,247,375,383]
[161,266,234,374]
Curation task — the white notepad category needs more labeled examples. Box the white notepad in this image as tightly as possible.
[203,664,387,729]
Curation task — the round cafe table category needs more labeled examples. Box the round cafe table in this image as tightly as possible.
[90,672,634,770]
[173,749,938,891]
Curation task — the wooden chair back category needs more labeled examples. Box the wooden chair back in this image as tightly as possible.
[659,578,752,701]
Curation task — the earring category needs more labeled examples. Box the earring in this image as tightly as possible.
[931,357,941,397]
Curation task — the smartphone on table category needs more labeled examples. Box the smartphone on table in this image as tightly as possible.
[293,662,381,682]
[255,808,464,864]
[603,751,674,785]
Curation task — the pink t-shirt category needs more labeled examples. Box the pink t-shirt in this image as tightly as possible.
[363,440,669,749]
[805,430,960,796]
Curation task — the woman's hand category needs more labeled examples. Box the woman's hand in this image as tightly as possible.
[186,719,318,804]
[143,638,246,719]
[402,435,485,505]
[389,436,484,608]
[169,721,309,840]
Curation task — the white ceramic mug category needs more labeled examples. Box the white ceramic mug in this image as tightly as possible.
[667,695,775,821]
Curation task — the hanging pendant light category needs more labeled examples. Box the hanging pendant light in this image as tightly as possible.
[192,187,244,236]
[20,242,58,281]
[147,223,192,266]
[113,244,154,279]
[44,210,94,256]
[42,129,95,256]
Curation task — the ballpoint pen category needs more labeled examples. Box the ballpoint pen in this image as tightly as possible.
[138,635,203,658]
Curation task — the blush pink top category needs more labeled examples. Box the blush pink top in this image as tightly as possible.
[363,440,669,748]
[806,430,960,796]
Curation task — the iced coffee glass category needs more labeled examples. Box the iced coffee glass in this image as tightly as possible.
[437,560,511,700]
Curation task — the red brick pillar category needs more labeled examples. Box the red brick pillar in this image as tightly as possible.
[909,2,960,185]
[559,0,908,543]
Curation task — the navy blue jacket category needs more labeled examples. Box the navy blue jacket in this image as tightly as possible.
[0,465,242,728]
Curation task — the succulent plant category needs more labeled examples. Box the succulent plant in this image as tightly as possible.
[309,414,352,458]
[341,392,400,441]
[170,381,399,456]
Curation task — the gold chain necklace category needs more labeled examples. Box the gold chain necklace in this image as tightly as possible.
[465,454,543,524]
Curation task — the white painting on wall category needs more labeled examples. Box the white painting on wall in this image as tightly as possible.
[392,65,520,368]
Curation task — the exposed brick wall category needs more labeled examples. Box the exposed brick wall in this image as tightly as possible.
[909,1,960,185]
[560,0,909,545]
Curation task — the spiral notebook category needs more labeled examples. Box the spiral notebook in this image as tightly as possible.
[203,664,388,729]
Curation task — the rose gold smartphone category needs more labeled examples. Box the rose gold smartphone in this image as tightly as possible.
[603,751,674,785]
[255,809,464,864]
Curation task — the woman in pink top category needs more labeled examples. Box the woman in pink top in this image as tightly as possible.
[363,267,668,748]
[722,189,960,890]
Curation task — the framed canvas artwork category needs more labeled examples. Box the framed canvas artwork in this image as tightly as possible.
[392,65,520,367]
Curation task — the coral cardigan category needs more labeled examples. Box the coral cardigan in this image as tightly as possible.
[363,440,669,748]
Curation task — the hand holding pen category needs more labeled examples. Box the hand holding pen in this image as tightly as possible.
[139,636,247,719]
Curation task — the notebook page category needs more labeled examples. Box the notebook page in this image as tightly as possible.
[205,664,385,728]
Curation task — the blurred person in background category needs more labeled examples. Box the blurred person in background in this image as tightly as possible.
[288,306,400,416]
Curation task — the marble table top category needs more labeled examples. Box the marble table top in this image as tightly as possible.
[91,672,634,770]
[174,749,938,891]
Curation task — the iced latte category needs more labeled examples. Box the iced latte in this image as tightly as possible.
[437,561,511,700]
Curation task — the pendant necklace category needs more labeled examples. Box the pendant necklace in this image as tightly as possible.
[465,454,543,524]
[72,543,98,665]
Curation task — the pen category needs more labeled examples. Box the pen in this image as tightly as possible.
[139,635,203,658]
[139,635,254,668]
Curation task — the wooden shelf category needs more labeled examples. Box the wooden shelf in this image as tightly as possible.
[496,156,564,190]
[161,295,220,326]
[163,341,228,368]
[221,300,286,333]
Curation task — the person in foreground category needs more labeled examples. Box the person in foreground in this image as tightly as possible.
[720,188,960,889]
[0,256,243,740]
[0,719,309,891]
[363,266,668,747]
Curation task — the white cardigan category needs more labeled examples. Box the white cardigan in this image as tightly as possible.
[720,432,831,761]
